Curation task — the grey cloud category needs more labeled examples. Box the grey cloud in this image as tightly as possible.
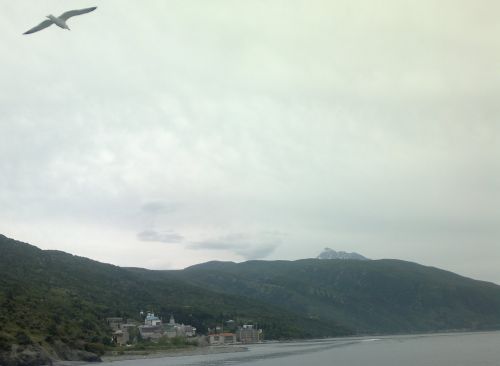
[190,241,235,251]
[0,1,499,283]
[235,244,279,260]
[190,232,281,260]
[141,201,179,215]
[137,230,184,244]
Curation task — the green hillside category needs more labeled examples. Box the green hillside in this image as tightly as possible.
[2,233,500,365]
[0,235,347,364]
[176,259,500,333]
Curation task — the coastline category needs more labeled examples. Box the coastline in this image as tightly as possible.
[102,345,248,362]
[51,331,500,366]
[53,345,248,365]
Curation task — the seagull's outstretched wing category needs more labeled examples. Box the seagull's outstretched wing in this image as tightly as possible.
[58,7,97,21]
[23,19,53,35]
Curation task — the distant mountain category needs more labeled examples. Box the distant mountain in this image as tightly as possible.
[2,233,500,365]
[180,259,500,334]
[317,247,369,260]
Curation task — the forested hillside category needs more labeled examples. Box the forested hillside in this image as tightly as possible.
[0,235,346,364]
[176,259,500,333]
[2,233,500,365]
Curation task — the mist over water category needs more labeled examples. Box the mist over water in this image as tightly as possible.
[99,331,500,366]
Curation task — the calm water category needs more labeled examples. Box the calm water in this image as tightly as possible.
[100,331,500,366]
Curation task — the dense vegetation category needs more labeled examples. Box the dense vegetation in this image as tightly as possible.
[175,259,500,333]
[0,235,346,364]
[1,233,500,364]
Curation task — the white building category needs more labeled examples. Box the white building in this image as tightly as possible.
[144,313,162,326]
[139,312,164,340]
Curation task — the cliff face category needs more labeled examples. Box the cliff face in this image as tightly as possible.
[0,344,53,366]
[0,343,102,366]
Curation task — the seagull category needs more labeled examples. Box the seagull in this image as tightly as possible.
[23,7,97,35]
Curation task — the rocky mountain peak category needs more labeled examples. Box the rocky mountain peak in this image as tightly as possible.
[317,247,369,260]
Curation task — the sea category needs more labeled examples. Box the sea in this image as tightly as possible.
[99,331,500,366]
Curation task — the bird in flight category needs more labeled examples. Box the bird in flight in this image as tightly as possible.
[23,7,97,35]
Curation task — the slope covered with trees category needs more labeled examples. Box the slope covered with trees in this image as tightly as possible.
[2,233,500,364]
[176,259,500,333]
[0,235,346,364]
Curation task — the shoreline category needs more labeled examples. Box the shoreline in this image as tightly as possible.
[53,345,248,365]
[53,330,500,365]
[102,345,248,362]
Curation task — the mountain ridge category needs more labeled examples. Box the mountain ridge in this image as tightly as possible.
[317,247,369,260]
[2,233,500,364]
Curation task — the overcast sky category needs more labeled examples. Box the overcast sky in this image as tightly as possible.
[1,1,499,283]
